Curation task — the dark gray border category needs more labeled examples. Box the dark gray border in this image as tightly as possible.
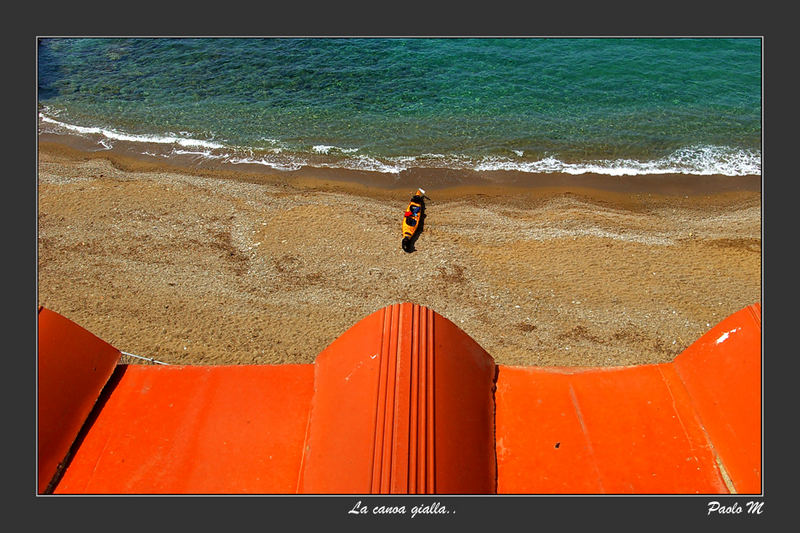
[21,7,788,528]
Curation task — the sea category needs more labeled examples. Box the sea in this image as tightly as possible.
[37,37,762,182]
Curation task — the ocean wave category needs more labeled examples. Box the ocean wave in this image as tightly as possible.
[472,146,761,176]
[375,146,760,176]
[315,146,762,176]
[39,113,225,149]
[39,113,760,177]
[312,144,359,155]
[172,148,228,160]
[227,155,304,172]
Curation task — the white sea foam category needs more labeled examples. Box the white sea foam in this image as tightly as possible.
[39,113,760,177]
[312,144,359,155]
[227,155,304,172]
[473,146,761,176]
[172,148,227,159]
[319,155,406,174]
[39,114,225,149]
[232,146,760,176]
[258,137,287,153]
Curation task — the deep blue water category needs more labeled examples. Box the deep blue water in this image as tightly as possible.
[38,37,762,177]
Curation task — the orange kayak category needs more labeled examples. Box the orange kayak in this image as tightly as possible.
[401,188,426,252]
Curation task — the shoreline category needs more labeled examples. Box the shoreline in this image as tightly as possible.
[38,136,762,200]
[37,139,762,368]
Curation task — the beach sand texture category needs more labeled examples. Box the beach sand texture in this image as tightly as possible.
[37,143,761,368]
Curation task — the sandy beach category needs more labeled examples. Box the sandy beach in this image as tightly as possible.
[37,141,761,368]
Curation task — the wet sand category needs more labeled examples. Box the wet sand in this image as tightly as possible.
[37,141,761,367]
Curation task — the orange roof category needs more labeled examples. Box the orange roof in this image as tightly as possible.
[38,303,761,494]
[54,365,314,494]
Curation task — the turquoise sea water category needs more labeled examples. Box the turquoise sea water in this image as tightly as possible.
[37,37,762,177]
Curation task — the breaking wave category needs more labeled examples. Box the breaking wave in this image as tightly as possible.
[39,113,761,177]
